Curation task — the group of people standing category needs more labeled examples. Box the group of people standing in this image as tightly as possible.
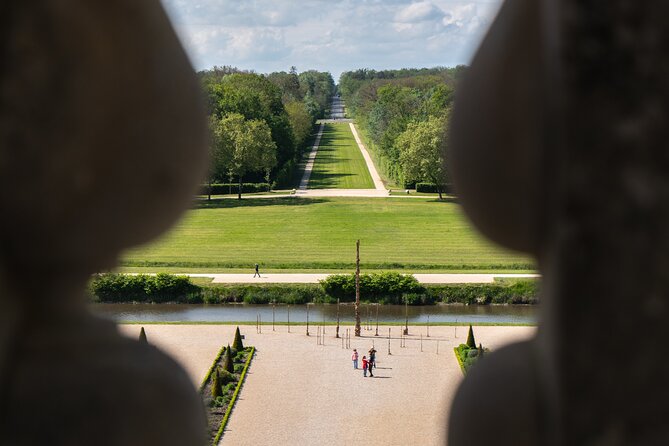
[351,348,376,377]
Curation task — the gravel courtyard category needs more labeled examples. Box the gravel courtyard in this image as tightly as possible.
[118,324,535,445]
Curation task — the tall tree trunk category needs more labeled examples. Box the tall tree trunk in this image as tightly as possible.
[238,175,242,200]
[355,239,361,336]
[208,179,211,201]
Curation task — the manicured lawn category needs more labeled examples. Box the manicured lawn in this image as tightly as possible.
[308,123,374,189]
[121,197,533,271]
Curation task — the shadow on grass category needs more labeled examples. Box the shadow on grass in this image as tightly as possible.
[194,197,330,209]
[424,197,460,204]
[308,172,357,189]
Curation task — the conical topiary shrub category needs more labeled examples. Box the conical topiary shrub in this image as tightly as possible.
[232,326,244,351]
[466,325,476,349]
[223,345,234,373]
[139,327,148,344]
[211,368,222,398]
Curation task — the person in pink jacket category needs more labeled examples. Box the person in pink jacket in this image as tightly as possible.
[352,349,359,369]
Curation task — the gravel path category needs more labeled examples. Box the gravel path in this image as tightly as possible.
[299,123,325,191]
[349,122,386,191]
[186,273,540,284]
[118,324,535,445]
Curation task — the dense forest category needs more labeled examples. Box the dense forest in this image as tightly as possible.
[199,66,335,191]
[338,66,466,196]
[198,65,466,197]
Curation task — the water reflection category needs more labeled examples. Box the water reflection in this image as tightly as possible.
[91,303,537,324]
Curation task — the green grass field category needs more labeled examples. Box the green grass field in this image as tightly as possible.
[308,123,374,189]
[120,197,533,271]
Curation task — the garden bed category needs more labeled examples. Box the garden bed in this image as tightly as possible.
[453,325,488,374]
[199,342,255,444]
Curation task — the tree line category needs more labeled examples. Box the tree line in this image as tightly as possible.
[338,66,466,198]
[200,66,335,198]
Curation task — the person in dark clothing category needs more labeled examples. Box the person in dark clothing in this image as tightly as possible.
[369,347,377,370]
[367,349,375,377]
[254,263,260,278]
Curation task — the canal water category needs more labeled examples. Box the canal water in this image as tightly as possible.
[91,303,537,325]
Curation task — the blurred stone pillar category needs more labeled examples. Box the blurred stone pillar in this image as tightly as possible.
[448,0,669,444]
[0,1,209,444]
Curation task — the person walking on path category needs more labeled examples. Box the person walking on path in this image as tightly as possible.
[253,263,260,278]
[352,349,359,369]
[362,356,368,377]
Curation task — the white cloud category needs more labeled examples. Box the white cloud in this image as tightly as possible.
[395,1,445,23]
[160,0,503,79]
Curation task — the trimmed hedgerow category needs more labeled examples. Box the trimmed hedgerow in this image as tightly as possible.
[415,182,452,193]
[454,342,488,374]
[199,284,330,304]
[90,273,199,303]
[201,183,271,195]
[90,273,539,305]
[319,272,425,303]
[200,346,227,391]
[200,340,254,445]
[213,347,255,445]
[425,280,538,305]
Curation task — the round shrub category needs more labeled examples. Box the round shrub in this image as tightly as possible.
[219,369,236,385]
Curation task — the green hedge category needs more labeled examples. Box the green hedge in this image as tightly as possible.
[215,346,255,444]
[415,182,452,193]
[454,343,487,374]
[90,273,539,305]
[319,272,425,303]
[90,273,199,303]
[425,280,538,305]
[201,183,271,195]
[198,284,329,304]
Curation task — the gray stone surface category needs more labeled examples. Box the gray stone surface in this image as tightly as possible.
[0,1,208,444]
[448,0,669,444]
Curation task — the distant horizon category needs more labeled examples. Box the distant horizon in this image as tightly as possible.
[195,63,465,83]
[161,0,502,82]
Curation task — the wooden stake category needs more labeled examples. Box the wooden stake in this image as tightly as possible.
[355,240,361,336]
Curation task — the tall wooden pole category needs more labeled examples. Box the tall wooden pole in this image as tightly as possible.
[403,296,409,335]
[355,240,361,336]
[336,298,340,338]
[306,303,310,336]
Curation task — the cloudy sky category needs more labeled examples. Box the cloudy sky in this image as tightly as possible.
[160,0,503,82]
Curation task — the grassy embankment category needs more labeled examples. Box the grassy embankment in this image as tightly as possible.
[120,197,533,272]
[307,122,374,189]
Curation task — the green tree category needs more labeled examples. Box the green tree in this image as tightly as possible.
[213,113,277,199]
[206,115,234,198]
[285,101,314,149]
[397,114,449,199]
[211,368,222,398]
[232,326,244,351]
[466,325,477,349]
[267,67,302,103]
[223,345,234,373]
[208,73,295,168]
